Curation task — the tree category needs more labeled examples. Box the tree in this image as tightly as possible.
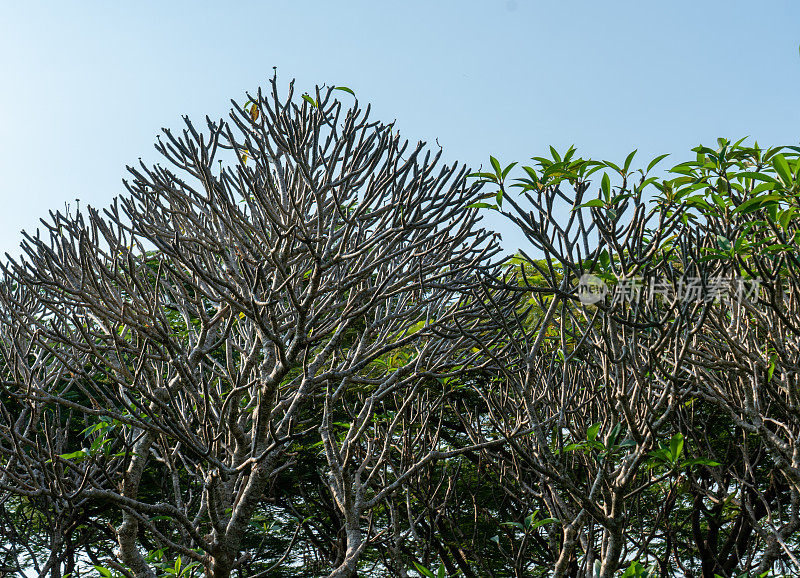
[1,77,799,577]
[0,77,498,578]
[461,141,800,577]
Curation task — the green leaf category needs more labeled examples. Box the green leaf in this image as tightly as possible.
[646,153,670,173]
[90,437,111,453]
[412,562,437,578]
[81,422,105,437]
[501,162,518,179]
[683,458,722,467]
[523,512,538,528]
[93,567,113,578]
[767,201,779,221]
[767,354,778,382]
[778,208,796,230]
[669,433,684,462]
[587,422,601,443]
[333,86,355,96]
[716,235,732,252]
[467,202,496,210]
[490,156,502,177]
[521,165,539,183]
[601,173,611,200]
[607,423,623,446]
[302,94,318,108]
[531,517,558,529]
[773,154,793,186]
[736,171,779,185]
[750,182,777,196]
[623,149,637,174]
[406,320,426,336]
[734,195,783,215]
[467,171,498,182]
[580,199,606,208]
[59,449,89,461]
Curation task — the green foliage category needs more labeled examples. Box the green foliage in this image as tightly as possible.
[4,135,800,577]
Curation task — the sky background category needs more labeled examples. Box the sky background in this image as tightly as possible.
[1,0,799,256]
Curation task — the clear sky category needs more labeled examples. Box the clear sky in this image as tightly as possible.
[1,1,799,255]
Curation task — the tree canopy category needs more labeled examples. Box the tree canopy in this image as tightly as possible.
[0,80,799,578]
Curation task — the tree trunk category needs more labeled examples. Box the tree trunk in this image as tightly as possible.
[326,520,364,578]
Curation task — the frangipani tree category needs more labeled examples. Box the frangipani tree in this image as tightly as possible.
[0,78,498,578]
[461,141,800,577]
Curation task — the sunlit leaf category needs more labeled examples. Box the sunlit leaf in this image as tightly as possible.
[772,154,793,186]
[302,94,318,108]
[587,422,601,443]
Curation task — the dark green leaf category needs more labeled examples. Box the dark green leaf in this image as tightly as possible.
[623,149,637,174]
[501,521,525,529]
[490,156,502,176]
[683,458,721,467]
[716,235,732,252]
[601,173,611,200]
[501,161,518,180]
[646,153,670,173]
[467,171,499,182]
[531,517,559,529]
[734,195,783,215]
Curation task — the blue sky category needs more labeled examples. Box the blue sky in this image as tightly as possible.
[1,1,799,255]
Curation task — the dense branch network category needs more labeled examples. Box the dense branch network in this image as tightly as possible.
[0,81,798,578]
